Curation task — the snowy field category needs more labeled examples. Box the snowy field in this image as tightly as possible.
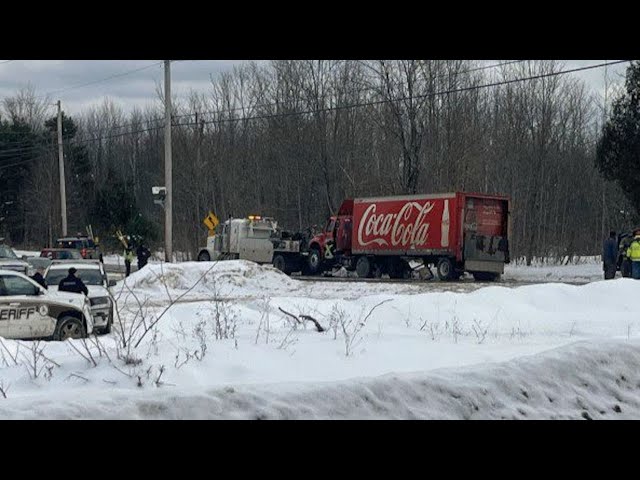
[1,257,638,419]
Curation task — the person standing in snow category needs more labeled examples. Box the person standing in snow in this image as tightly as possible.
[626,231,640,279]
[602,230,618,280]
[136,243,151,270]
[123,246,135,277]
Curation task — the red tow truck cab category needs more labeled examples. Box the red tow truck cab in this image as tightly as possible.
[307,192,511,281]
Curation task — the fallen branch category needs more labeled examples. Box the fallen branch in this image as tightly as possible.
[300,314,326,333]
[278,307,325,332]
[278,307,301,324]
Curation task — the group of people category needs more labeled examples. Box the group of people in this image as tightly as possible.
[123,242,151,277]
[602,229,640,280]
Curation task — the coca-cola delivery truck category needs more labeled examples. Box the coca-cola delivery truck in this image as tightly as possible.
[306,192,511,281]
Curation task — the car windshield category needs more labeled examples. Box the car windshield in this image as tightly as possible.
[46,268,104,286]
[0,246,18,259]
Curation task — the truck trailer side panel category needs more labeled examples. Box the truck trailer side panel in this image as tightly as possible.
[351,194,459,256]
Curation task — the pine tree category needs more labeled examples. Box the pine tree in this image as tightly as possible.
[596,61,640,213]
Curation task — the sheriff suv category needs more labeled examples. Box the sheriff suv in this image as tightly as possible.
[0,270,94,340]
[44,261,115,334]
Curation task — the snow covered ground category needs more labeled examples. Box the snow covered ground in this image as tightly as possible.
[0,258,638,419]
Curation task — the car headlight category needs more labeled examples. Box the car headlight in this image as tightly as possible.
[90,296,111,307]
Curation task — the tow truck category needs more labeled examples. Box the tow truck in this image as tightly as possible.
[196,212,310,274]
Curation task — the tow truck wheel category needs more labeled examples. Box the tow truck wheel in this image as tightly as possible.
[305,248,322,275]
[54,316,86,341]
[273,254,288,274]
[198,250,211,262]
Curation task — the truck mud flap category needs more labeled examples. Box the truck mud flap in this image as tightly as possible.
[464,260,504,274]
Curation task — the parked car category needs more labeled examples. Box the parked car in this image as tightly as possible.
[0,244,31,276]
[55,236,101,260]
[44,260,115,334]
[40,248,83,260]
[0,269,94,340]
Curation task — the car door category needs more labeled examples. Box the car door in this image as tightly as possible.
[0,274,51,339]
[0,276,22,339]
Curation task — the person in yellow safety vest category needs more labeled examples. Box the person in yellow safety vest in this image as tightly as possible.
[626,231,640,279]
[123,246,135,277]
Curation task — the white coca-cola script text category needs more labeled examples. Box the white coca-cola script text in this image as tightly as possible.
[357,202,435,248]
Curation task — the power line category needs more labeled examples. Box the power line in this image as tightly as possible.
[43,61,163,97]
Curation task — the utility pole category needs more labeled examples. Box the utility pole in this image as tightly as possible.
[164,60,173,262]
[57,100,67,237]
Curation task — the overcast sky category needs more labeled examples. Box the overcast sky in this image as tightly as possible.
[0,60,629,117]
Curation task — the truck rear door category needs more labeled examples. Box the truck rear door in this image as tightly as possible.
[462,196,509,272]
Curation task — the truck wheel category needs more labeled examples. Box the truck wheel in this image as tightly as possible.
[198,250,211,262]
[472,272,501,282]
[436,258,455,281]
[305,248,322,275]
[273,254,289,274]
[53,316,86,341]
[356,256,372,278]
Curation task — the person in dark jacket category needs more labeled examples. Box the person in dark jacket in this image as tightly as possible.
[31,267,48,290]
[602,230,618,280]
[58,267,89,295]
[136,243,151,270]
[123,247,134,277]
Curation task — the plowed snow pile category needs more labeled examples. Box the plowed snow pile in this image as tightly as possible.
[1,260,639,419]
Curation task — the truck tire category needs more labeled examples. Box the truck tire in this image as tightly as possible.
[198,250,211,262]
[273,254,289,274]
[436,258,455,281]
[472,272,501,282]
[356,256,372,278]
[305,247,322,276]
[53,316,86,341]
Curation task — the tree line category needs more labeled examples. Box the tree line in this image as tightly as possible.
[1,60,638,263]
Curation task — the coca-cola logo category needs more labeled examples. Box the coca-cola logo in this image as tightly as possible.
[357,202,435,248]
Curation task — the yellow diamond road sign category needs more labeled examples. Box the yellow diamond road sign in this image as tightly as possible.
[203,212,219,231]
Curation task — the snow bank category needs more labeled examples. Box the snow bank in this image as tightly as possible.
[2,260,640,419]
[117,260,298,299]
[1,339,638,419]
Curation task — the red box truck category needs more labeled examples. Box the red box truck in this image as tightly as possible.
[306,192,511,281]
